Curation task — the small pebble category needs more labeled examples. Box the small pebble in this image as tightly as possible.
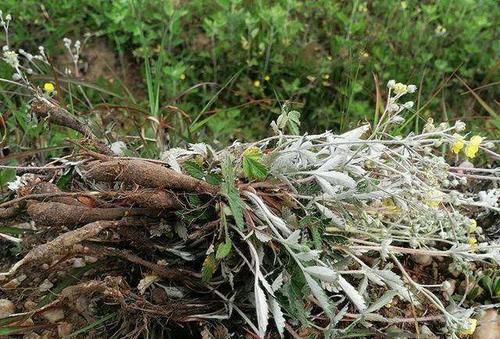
[473,309,500,339]
[84,256,98,263]
[420,324,439,339]
[38,279,54,292]
[413,254,433,267]
[41,307,65,323]
[24,300,37,311]
[57,322,73,337]
[0,298,15,318]
[23,332,41,339]
[72,257,86,268]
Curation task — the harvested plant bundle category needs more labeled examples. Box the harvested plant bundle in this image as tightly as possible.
[0,12,499,339]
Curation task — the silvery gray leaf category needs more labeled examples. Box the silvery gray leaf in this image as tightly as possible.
[304,273,333,317]
[337,275,367,312]
[304,266,338,282]
[269,297,286,337]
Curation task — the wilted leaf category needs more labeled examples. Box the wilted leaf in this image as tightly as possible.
[365,290,398,314]
[295,250,322,262]
[315,202,345,227]
[255,283,269,337]
[314,170,356,189]
[304,266,338,282]
[201,254,217,283]
[270,298,286,337]
[337,275,367,312]
[137,274,159,294]
[255,229,272,242]
[272,273,284,292]
[304,273,333,317]
[375,269,418,304]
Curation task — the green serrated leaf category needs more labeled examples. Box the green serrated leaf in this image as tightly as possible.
[221,156,245,229]
[242,147,268,180]
[300,216,324,250]
[216,239,232,259]
[201,253,217,283]
[183,160,205,179]
[206,173,222,185]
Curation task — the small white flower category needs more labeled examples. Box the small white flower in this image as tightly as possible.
[439,122,448,130]
[388,103,400,112]
[435,25,447,36]
[2,45,9,52]
[454,120,466,132]
[393,82,408,95]
[63,38,72,49]
[402,101,414,109]
[7,176,24,191]
[483,141,494,149]
[478,189,499,208]
[433,139,443,147]
[12,73,21,81]
[387,80,396,88]
[110,141,127,155]
[407,84,417,93]
[2,50,19,68]
[389,115,405,124]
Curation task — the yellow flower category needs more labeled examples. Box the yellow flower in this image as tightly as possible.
[264,75,270,81]
[451,134,464,154]
[43,82,55,93]
[468,219,477,233]
[464,135,483,158]
[425,190,443,208]
[392,82,408,95]
[179,74,186,80]
[253,80,260,88]
[458,318,477,336]
[382,198,401,215]
[468,237,478,252]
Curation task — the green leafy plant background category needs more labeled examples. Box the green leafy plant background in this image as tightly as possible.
[0,0,498,151]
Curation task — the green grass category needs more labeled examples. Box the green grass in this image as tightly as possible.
[0,0,498,150]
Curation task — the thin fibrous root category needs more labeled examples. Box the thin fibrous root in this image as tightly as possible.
[83,159,219,194]
[0,219,126,277]
[21,180,83,206]
[27,201,160,226]
[91,246,202,286]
